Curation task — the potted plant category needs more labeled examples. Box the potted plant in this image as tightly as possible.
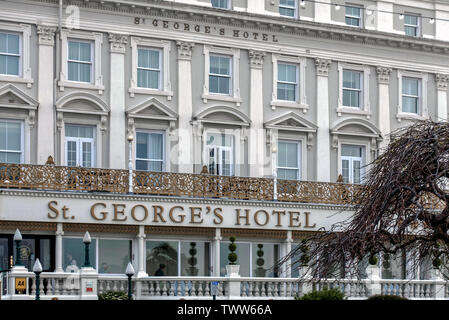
[187,242,199,276]
[226,236,240,277]
[255,244,266,277]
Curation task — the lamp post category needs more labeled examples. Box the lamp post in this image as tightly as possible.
[125,262,135,300]
[82,231,92,268]
[13,229,23,267]
[271,144,278,201]
[128,133,134,194]
[33,258,42,300]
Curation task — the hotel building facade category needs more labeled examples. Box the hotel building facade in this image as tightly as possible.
[0,0,448,299]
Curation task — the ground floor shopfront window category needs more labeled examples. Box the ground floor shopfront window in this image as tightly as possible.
[98,239,132,274]
[146,240,212,277]
[63,237,97,272]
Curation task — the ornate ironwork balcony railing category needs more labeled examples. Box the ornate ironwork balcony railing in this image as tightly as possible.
[0,162,384,206]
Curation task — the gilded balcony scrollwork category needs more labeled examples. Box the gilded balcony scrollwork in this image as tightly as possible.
[0,163,443,208]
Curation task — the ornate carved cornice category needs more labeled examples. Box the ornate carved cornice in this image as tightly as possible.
[436,73,449,91]
[37,25,56,46]
[0,220,57,232]
[145,226,215,236]
[176,41,195,60]
[376,66,393,84]
[63,223,138,234]
[108,33,128,54]
[315,58,331,77]
[222,228,287,239]
[249,50,265,69]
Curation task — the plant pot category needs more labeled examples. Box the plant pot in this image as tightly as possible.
[255,267,266,277]
[226,264,240,277]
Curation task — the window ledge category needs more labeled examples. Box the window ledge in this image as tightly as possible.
[270,100,309,113]
[337,107,371,119]
[202,94,242,106]
[58,80,104,94]
[396,112,428,122]
[0,75,34,88]
[129,87,173,100]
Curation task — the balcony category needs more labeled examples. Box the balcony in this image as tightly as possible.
[0,163,362,206]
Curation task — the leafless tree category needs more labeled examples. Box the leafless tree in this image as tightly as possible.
[278,120,449,279]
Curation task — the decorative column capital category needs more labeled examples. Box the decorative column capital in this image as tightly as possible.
[249,50,265,69]
[176,41,195,60]
[376,66,393,84]
[436,73,449,91]
[37,25,57,46]
[108,33,128,54]
[315,58,331,76]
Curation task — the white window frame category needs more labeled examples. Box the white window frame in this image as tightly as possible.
[277,62,298,102]
[342,70,362,108]
[205,134,235,176]
[337,139,370,184]
[271,54,307,112]
[135,130,165,172]
[59,30,104,94]
[337,63,371,118]
[279,0,298,18]
[202,45,241,106]
[96,237,133,276]
[404,13,420,37]
[130,37,172,99]
[345,5,363,28]
[211,0,231,9]
[67,39,94,84]
[396,70,428,122]
[277,139,301,180]
[0,119,24,164]
[64,124,96,168]
[0,23,32,87]
[340,145,364,184]
[202,130,237,176]
[208,54,232,96]
[145,239,213,277]
[136,47,162,90]
[0,32,21,77]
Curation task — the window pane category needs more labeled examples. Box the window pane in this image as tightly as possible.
[279,7,295,17]
[180,242,211,276]
[278,82,296,101]
[405,15,418,25]
[67,141,77,167]
[278,63,296,82]
[211,0,228,9]
[0,121,6,150]
[13,238,35,271]
[0,238,8,271]
[136,132,149,159]
[403,96,418,113]
[343,70,361,89]
[0,55,6,75]
[138,49,149,68]
[280,0,295,5]
[381,251,405,279]
[79,63,91,83]
[98,239,132,274]
[353,160,361,184]
[147,70,159,89]
[148,133,163,159]
[6,153,20,164]
[345,17,360,26]
[82,141,92,167]
[68,41,79,60]
[342,159,350,183]
[210,56,220,74]
[220,242,250,277]
[146,241,178,276]
[66,125,93,138]
[63,238,97,271]
[343,89,360,108]
[252,244,280,277]
[68,62,79,81]
[218,76,230,94]
[405,26,417,36]
[6,56,19,76]
[278,168,298,180]
[210,56,230,75]
[0,33,6,53]
[403,78,419,96]
[6,122,21,151]
[79,42,91,62]
[209,75,219,93]
[342,145,362,157]
[7,34,19,55]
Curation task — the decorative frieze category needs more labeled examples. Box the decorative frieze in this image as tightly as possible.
[37,25,56,46]
[108,33,128,54]
[436,74,449,91]
[315,58,331,77]
[376,66,392,84]
[249,50,265,69]
[176,41,195,60]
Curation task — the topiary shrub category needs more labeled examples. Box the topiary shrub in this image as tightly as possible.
[228,236,237,265]
[296,287,345,300]
[98,291,129,300]
[299,239,310,266]
[369,254,378,265]
[367,294,408,300]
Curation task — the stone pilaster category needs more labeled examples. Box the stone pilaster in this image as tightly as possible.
[37,25,56,165]
[109,33,127,169]
[249,50,265,177]
[376,66,392,151]
[177,41,195,173]
[315,58,331,182]
[436,74,449,121]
